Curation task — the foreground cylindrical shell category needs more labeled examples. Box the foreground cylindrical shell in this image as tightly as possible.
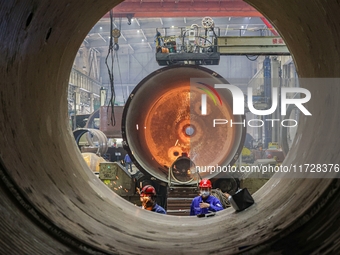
[0,1,340,254]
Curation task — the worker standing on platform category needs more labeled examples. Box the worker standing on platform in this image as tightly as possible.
[140,185,166,214]
[124,153,133,173]
[190,179,223,216]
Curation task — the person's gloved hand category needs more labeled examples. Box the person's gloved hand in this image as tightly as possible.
[199,202,210,208]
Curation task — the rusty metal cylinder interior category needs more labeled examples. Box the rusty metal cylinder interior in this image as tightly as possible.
[1,0,340,254]
[122,65,245,184]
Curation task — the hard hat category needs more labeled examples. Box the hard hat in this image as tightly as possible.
[199,179,212,188]
[140,185,156,197]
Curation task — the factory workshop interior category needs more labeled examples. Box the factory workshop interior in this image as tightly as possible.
[1,0,340,254]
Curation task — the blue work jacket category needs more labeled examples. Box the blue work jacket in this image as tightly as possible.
[124,154,132,163]
[152,204,166,214]
[190,195,223,216]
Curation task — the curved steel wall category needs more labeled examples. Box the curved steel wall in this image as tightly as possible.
[0,0,340,254]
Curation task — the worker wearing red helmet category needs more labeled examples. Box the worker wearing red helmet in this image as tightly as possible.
[140,185,166,214]
[190,179,223,216]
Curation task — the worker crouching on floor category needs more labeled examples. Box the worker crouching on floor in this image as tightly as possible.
[190,179,224,216]
[140,185,166,214]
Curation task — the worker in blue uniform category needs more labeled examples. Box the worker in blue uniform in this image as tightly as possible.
[190,179,223,216]
[140,185,166,214]
[124,153,133,173]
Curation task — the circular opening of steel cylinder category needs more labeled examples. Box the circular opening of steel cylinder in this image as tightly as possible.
[122,65,246,184]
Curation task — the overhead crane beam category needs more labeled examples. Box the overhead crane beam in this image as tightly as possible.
[217,36,290,55]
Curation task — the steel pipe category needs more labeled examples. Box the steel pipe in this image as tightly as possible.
[73,128,108,156]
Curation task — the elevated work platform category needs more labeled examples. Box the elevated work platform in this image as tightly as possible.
[156,36,289,66]
[156,52,220,66]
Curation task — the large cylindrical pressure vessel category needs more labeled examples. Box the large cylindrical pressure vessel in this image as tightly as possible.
[122,64,245,185]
